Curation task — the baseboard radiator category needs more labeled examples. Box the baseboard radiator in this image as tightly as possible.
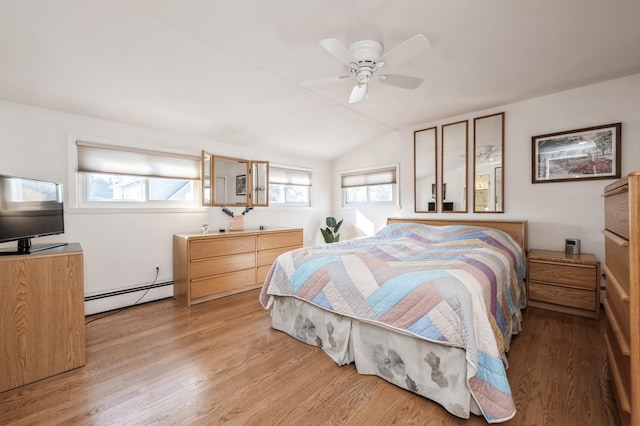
[84,280,173,302]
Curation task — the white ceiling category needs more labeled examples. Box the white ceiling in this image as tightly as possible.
[1,0,639,161]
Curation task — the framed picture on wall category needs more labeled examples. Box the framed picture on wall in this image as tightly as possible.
[532,122,621,183]
[235,174,246,195]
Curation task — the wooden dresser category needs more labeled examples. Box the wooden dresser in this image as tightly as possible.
[173,228,303,306]
[0,244,86,392]
[603,171,640,425]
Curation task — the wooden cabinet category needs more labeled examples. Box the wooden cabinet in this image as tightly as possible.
[527,249,600,319]
[0,244,86,393]
[173,228,303,306]
[603,171,640,425]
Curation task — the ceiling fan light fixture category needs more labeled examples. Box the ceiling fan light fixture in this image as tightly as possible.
[313,34,431,103]
[348,40,383,62]
[477,145,497,158]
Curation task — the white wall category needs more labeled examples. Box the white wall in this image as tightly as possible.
[2,73,638,314]
[333,73,640,272]
[0,100,332,314]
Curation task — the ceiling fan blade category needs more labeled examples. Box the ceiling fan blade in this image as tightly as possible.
[319,38,357,65]
[380,34,431,65]
[379,74,423,90]
[349,83,367,104]
[300,75,352,87]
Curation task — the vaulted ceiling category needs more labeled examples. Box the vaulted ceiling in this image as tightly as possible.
[1,0,639,160]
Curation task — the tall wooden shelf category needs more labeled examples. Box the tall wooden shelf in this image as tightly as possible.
[0,243,86,393]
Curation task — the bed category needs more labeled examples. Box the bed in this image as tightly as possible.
[259,218,527,423]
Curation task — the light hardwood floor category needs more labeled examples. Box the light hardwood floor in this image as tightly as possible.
[0,289,621,425]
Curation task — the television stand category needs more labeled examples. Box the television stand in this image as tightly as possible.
[0,242,68,255]
[0,243,85,392]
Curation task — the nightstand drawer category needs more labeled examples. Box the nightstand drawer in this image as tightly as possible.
[529,282,595,310]
[528,261,596,289]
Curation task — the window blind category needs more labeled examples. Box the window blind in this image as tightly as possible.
[76,141,200,180]
[341,166,397,188]
[269,167,312,186]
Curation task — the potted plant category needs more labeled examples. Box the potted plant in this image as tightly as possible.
[320,216,343,243]
[222,206,253,231]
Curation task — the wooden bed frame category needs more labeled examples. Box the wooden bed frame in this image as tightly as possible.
[387,217,528,252]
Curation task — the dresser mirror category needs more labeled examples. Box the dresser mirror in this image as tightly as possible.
[441,120,468,212]
[251,161,269,207]
[202,151,212,205]
[414,126,437,212]
[473,112,504,212]
[201,151,269,206]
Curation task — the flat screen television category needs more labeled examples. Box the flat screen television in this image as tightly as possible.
[0,174,66,255]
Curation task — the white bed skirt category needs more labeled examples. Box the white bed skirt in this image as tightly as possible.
[270,295,482,419]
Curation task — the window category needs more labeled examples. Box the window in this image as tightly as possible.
[341,165,398,206]
[269,166,311,206]
[76,141,200,208]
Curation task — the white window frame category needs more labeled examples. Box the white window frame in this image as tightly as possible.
[341,163,399,208]
[268,165,312,207]
[67,135,204,212]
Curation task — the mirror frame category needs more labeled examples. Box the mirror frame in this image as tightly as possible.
[473,112,505,213]
[414,126,438,213]
[201,151,269,207]
[201,151,212,206]
[441,120,468,213]
[250,160,270,207]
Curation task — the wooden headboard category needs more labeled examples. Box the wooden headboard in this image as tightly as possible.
[387,218,528,252]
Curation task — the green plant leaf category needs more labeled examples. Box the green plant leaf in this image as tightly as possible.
[326,216,337,228]
[320,227,333,243]
[333,219,343,233]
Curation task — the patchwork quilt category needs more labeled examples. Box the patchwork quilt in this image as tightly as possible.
[259,223,526,423]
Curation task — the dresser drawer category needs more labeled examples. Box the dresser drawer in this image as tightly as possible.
[529,282,595,311]
[191,268,257,299]
[604,185,629,239]
[190,252,256,279]
[257,246,296,268]
[257,231,303,251]
[604,236,630,295]
[605,322,631,414]
[605,274,630,346]
[528,261,597,289]
[257,265,272,284]
[190,236,256,260]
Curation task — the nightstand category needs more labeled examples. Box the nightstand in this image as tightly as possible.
[527,249,601,319]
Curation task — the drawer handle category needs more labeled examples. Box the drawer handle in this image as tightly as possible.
[603,264,630,303]
[603,185,628,197]
[603,299,631,357]
[602,229,630,247]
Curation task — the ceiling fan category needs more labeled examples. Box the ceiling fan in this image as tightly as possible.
[302,34,431,104]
